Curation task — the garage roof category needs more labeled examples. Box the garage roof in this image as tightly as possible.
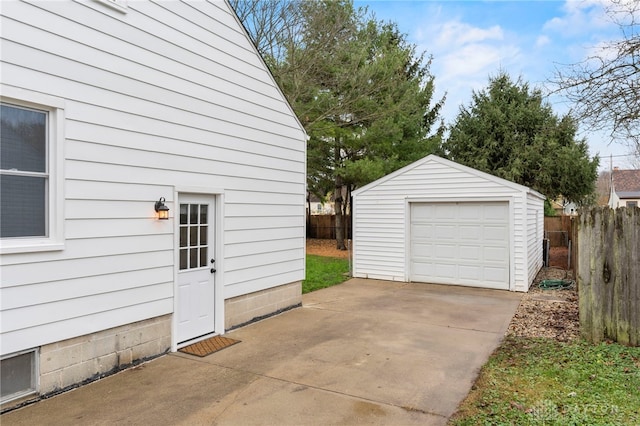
[353,154,545,200]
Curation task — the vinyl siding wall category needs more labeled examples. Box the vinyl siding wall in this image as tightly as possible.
[352,156,540,291]
[526,191,545,287]
[0,0,306,356]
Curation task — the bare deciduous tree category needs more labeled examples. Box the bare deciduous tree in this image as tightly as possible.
[228,0,302,63]
[551,0,640,153]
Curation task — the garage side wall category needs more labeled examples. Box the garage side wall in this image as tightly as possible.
[352,158,529,290]
[525,192,545,288]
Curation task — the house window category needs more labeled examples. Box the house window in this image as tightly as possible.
[1,104,48,238]
[0,87,64,253]
[0,349,38,403]
[627,201,638,208]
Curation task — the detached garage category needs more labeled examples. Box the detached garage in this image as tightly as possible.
[352,155,545,292]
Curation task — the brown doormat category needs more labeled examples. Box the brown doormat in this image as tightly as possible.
[179,335,240,357]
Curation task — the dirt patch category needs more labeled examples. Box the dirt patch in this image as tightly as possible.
[548,246,569,270]
[306,239,352,259]
[507,267,579,342]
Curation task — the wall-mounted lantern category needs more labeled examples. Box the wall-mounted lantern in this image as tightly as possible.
[154,197,170,220]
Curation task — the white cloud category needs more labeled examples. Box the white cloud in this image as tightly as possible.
[436,21,504,46]
[412,16,522,120]
[536,35,551,48]
[415,18,519,80]
[440,43,519,79]
[543,0,612,38]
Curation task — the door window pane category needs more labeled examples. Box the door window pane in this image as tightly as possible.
[200,246,208,268]
[189,204,198,224]
[200,205,208,224]
[179,249,188,270]
[189,226,198,246]
[179,227,187,248]
[179,204,188,225]
[200,226,208,245]
[190,248,198,268]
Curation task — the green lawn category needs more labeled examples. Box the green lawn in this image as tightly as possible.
[303,254,350,293]
[449,336,640,425]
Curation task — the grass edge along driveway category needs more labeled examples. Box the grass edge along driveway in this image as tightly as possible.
[449,336,640,425]
[303,254,350,294]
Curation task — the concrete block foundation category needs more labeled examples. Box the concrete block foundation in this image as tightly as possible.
[225,281,302,330]
[39,315,171,395]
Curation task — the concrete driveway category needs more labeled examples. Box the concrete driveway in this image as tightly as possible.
[2,278,521,425]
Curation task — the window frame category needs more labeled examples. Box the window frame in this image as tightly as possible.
[0,348,39,403]
[1,86,65,254]
[627,201,638,208]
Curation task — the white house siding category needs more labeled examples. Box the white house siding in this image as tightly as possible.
[1,0,305,358]
[352,155,544,292]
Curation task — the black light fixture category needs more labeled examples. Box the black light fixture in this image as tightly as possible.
[155,197,170,220]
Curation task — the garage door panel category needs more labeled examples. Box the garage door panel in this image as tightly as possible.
[485,246,508,262]
[410,202,509,290]
[484,266,508,282]
[411,224,434,239]
[411,242,434,258]
[412,204,435,219]
[458,225,481,240]
[459,204,482,220]
[459,245,481,260]
[412,261,434,276]
[433,204,457,219]
[484,225,508,240]
[434,224,457,239]
[433,244,458,260]
[434,263,457,279]
[484,204,509,219]
[458,264,481,280]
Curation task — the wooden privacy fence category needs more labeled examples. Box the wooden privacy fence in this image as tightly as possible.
[544,216,573,246]
[578,207,640,346]
[307,215,352,239]
[544,215,578,273]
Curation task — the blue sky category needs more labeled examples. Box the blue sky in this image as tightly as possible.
[354,0,635,169]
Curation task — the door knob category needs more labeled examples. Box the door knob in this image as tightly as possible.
[211,268,216,273]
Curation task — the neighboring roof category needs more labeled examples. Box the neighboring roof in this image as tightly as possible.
[612,169,640,198]
[353,154,545,199]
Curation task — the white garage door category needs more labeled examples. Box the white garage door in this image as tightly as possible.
[409,201,509,289]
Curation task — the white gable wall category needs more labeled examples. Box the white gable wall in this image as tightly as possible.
[1,0,306,356]
[352,156,543,292]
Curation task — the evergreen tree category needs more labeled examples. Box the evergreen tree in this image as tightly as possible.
[444,72,598,205]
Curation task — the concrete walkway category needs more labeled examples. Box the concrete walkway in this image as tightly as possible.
[2,279,521,425]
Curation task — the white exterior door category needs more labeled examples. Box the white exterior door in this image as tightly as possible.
[177,194,216,344]
[409,201,509,290]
